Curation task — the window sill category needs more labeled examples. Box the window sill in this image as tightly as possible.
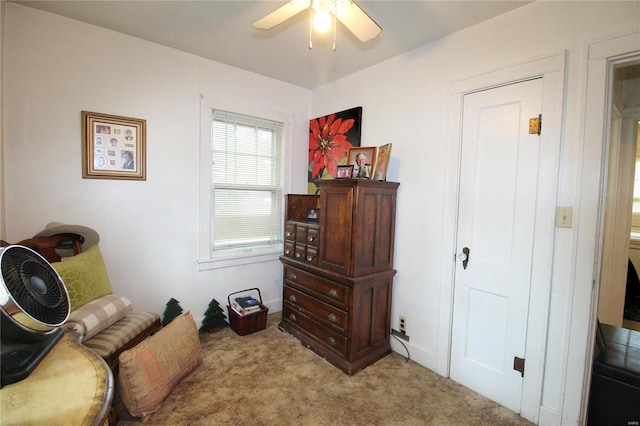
[198,246,282,271]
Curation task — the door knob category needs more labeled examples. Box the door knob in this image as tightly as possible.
[458,247,470,270]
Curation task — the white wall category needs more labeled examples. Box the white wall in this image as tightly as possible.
[310,1,638,424]
[2,3,311,316]
[1,0,6,241]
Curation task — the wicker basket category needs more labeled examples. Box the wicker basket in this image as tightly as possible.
[227,288,268,336]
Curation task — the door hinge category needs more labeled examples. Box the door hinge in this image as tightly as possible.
[514,356,525,377]
[529,114,542,135]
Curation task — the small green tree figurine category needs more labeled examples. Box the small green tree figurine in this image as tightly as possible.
[199,298,228,333]
[162,297,184,326]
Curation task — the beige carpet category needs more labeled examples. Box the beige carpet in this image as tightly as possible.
[117,313,532,425]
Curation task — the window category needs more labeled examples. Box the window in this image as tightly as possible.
[199,97,290,268]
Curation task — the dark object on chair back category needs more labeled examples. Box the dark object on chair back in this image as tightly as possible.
[1,233,84,263]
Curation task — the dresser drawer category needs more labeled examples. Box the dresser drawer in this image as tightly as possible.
[305,246,318,265]
[282,305,347,358]
[284,241,295,258]
[284,285,347,334]
[293,244,306,261]
[285,222,296,240]
[306,227,320,248]
[295,224,308,244]
[284,266,348,310]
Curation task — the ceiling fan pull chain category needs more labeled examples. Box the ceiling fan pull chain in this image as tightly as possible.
[332,0,337,51]
[309,7,314,49]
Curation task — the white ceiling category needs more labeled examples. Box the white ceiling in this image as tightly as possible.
[13,1,532,89]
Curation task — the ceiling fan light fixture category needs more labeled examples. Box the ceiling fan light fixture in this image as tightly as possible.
[308,2,338,50]
[313,9,332,33]
[253,0,381,47]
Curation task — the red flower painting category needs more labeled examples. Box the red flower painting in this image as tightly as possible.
[309,113,355,179]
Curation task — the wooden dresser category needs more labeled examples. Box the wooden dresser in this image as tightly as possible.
[280,179,399,375]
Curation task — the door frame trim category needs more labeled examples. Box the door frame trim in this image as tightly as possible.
[438,52,566,423]
[574,30,640,425]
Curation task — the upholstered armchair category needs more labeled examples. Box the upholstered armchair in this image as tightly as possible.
[2,226,161,374]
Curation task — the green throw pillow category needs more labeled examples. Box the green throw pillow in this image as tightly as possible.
[52,244,113,311]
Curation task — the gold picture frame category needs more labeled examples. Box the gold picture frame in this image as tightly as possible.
[372,143,392,181]
[346,147,376,179]
[82,111,146,180]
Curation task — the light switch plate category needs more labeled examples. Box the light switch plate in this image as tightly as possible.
[556,206,573,228]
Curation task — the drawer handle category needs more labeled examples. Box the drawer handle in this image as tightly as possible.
[306,255,314,262]
[289,273,297,280]
[289,294,297,303]
[289,313,297,322]
[308,236,315,242]
[328,313,337,323]
[285,249,290,255]
[328,289,338,298]
[328,336,336,346]
[295,253,302,258]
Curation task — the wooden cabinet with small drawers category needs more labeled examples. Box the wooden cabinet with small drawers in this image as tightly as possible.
[284,221,319,265]
[280,180,399,375]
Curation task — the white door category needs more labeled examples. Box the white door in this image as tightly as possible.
[450,78,543,412]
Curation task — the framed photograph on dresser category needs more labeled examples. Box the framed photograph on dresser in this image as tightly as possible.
[347,147,376,179]
[306,208,320,222]
[336,165,354,179]
[372,143,392,181]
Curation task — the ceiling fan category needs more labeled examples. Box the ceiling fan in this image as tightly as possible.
[253,0,382,48]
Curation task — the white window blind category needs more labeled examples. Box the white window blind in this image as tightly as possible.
[210,109,284,252]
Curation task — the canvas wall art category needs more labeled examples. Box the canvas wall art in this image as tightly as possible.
[308,106,362,194]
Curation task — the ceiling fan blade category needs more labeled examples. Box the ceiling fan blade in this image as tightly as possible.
[253,0,311,30]
[336,0,382,42]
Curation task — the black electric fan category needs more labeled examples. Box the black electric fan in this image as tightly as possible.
[0,245,70,387]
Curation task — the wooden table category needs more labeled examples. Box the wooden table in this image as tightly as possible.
[1,332,113,425]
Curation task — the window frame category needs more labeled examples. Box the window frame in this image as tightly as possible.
[629,120,640,240]
[198,96,292,270]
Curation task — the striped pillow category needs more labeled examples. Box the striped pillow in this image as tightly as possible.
[65,294,132,340]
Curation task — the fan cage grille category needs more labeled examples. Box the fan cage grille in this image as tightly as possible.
[0,245,70,326]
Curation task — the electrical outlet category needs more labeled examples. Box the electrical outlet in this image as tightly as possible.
[399,316,407,333]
